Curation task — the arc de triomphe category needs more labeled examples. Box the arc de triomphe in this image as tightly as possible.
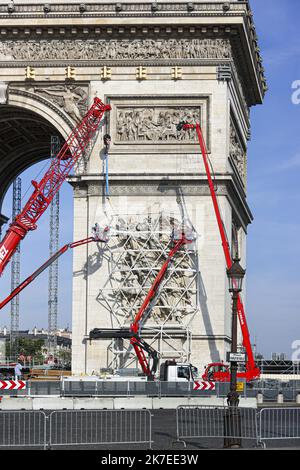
[0,1,266,375]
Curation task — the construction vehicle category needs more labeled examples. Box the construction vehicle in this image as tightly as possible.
[90,230,198,381]
[177,121,260,382]
[0,97,111,276]
[98,361,198,383]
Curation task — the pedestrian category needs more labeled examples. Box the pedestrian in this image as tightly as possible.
[14,361,23,381]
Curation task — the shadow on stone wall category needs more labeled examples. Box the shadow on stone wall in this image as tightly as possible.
[73,242,106,280]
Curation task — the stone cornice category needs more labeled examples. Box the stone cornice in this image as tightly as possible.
[0,58,231,68]
[0,3,266,105]
[0,2,250,16]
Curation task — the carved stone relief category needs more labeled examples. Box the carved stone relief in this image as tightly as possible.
[116,106,201,143]
[9,84,89,175]
[29,85,88,121]
[230,122,246,185]
[109,96,209,151]
[0,38,232,62]
[0,82,8,104]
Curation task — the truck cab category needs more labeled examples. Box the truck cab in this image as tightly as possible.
[159,360,198,382]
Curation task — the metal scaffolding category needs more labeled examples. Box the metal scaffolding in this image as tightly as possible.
[48,136,60,353]
[10,177,21,358]
[96,213,199,371]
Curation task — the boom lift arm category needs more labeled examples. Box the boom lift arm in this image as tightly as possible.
[90,233,191,379]
[0,229,109,311]
[0,98,111,276]
[177,121,260,381]
[89,328,159,379]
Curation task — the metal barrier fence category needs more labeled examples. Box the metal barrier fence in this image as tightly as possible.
[254,380,300,402]
[4,379,300,403]
[0,409,152,449]
[9,379,300,399]
[0,379,251,398]
[2,378,300,402]
[49,409,152,449]
[258,408,300,447]
[0,411,47,449]
[176,405,258,447]
[0,407,300,449]
[61,380,251,398]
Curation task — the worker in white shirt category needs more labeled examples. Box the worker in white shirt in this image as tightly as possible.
[14,362,23,381]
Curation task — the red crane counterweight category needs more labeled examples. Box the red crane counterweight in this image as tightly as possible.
[0,98,111,276]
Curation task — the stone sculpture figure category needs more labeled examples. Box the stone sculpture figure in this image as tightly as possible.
[33,85,87,121]
[230,124,246,183]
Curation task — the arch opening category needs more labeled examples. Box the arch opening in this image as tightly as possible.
[0,104,65,230]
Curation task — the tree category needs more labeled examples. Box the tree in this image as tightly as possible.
[6,337,45,361]
[56,349,71,365]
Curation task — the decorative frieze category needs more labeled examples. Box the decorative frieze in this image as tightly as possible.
[73,184,88,198]
[73,181,228,198]
[231,63,250,121]
[0,38,232,62]
[229,121,247,186]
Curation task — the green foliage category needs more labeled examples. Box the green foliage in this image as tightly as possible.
[56,349,71,363]
[6,337,45,360]
[18,338,44,357]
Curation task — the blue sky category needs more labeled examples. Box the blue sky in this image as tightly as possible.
[247,0,300,358]
[1,167,74,332]
[0,0,299,359]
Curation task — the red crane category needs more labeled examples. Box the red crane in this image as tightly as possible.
[177,121,260,382]
[0,98,111,276]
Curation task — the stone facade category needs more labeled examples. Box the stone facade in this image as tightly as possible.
[0,1,265,375]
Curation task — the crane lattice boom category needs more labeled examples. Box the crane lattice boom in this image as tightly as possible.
[0,98,111,276]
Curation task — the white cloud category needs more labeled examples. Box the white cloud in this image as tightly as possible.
[275,153,300,171]
[261,153,300,174]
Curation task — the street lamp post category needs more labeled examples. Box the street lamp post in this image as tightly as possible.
[224,256,246,448]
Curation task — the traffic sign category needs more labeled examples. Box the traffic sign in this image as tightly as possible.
[0,380,26,390]
[193,381,215,391]
[226,352,247,363]
[236,382,244,392]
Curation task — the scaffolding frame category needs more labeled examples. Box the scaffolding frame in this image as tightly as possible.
[10,177,21,359]
[96,213,199,371]
[48,136,60,354]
